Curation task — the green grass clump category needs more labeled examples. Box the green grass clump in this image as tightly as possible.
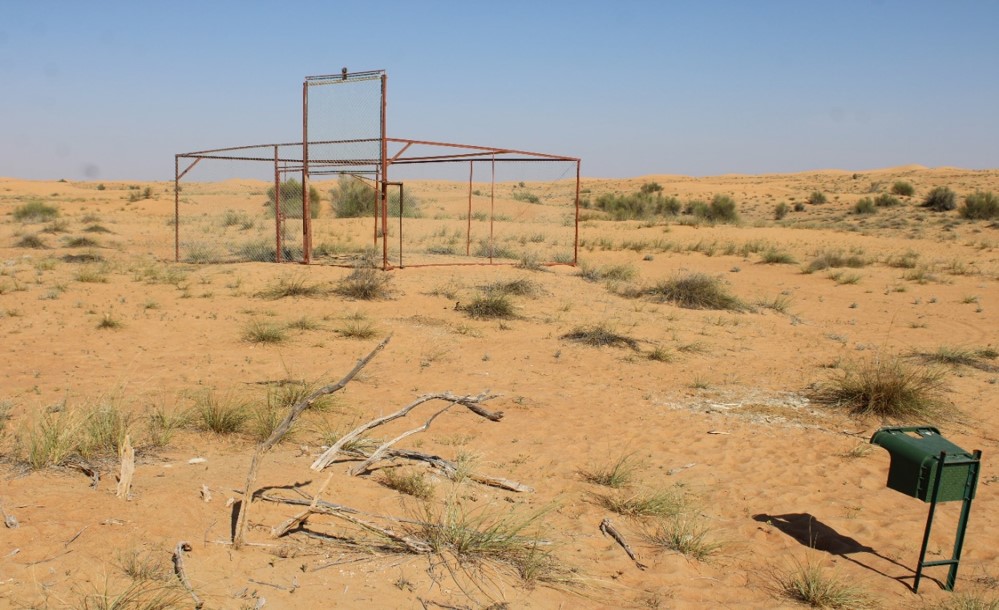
[380,468,434,500]
[79,403,133,458]
[242,320,287,344]
[595,487,687,518]
[874,193,902,207]
[485,277,544,297]
[66,236,100,248]
[193,392,249,435]
[589,187,681,220]
[891,181,915,197]
[96,313,123,329]
[924,592,999,610]
[923,186,957,212]
[807,191,827,205]
[13,200,59,222]
[337,318,379,339]
[644,515,722,561]
[329,174,419,218]
[775,559,875,609]
[805,251,867,273]
[686,195,739,223]
[960,191,999,220]
[462,291,516,319]
[760,249,797,264]
[852,198,876,215]
[75,579,186,610]
[15,234,48,249]
[257,275,327,299]
[578,262,636,283]
[817,356,950,421]
[581,453,639,488]
[774,202,790,220]
[914,346,998,371]
[18,410,81,469]
[639,272,746,311]
[561,324,640,350]
[265,178,320,219]
[333,266,391,300]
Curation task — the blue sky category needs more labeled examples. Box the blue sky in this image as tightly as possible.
[2,1,997,180]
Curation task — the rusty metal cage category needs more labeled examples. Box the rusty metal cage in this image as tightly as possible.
[174,70,580,269]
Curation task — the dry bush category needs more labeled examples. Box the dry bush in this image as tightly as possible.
[816,355,950,421]
[637,273,746,311]
[334,266,391,300]
[561,324,640,350]
[581,453,639,488]
[774,559,876,609]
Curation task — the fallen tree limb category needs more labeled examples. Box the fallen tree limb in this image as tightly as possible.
[309,391,499,471]
[600,517,646,570]
[232,336,391,549]
[172,541,204,609]
[384,449,533,493]
[348,403,456,476]
[116,435,134,500]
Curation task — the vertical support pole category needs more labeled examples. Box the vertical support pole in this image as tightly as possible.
[489,155,495,264]
[174,155,180,262]
[573,160,581,266]
[301,80,311,264]
[914,451,948,593]
[466,161,473,256]
[398,184,404,268]
[274,146,282,264]
[946,450,981,590]
[380,73,389,270]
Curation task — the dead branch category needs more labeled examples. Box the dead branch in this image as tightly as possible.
[116,435,134,500]
[270,502,431,554]
[348,403,456,476]
[172,541,204,609]
[600,517,646,570]
[384,449,534,493]
[232,336,390,549]
[310,391,499,471]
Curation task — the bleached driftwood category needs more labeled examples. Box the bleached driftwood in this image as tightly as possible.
[600,517,646,570]
[310,391,500,471]
[348,403,457,476]
[116,435,134,500]
[173,541,204,609]
[232,336,390,549]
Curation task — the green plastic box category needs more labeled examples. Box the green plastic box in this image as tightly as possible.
[870,426,977,503]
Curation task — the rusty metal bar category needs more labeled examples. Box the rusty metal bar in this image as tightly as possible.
[274,145,283,264]
[380,73,389,270]
[466,161,473,256]
[176,157,202,181]
[389,141,413,163]
[489,154,495,264]
[574,160,581,266]
[174,155,180,262]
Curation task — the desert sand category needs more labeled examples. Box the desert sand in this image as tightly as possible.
[0,166,997,609]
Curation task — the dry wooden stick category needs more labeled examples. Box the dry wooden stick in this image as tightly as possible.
[600,518,646,569]
[384,449,533,493]
[348,403,457,476]
[172,541,204,609]
[232,336,390,549]
[310,390,499,471]
[116,435,134,500]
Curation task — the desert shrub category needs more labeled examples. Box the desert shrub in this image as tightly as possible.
[925,592,999,610]
[595,487,687,518]
[891,181,915,197]
[685,195,739,223]
[874,193,901,207]
[592,186,681,220]
[380,468,434,500]
[805,251,866,273]
[484,278,544,298]
[776,559,875,609]
[644,515,722,561]
[511,188,541,204]
[79,403,133,458]
[242,320,287,344]
[66,236,100,248]
[220,209,254,230]
[15,234,48,249]
[265,178,321,219]
[333,266,391,300]
[257,275,327,299]
[774,202,790,220]
[581,453,639,488]
[18,410,81,469]
[923,186,957,212]
[817,355,949,420]
[13,200,59,222]
[337,318,379,339]
[852,198,876,215]
[639,272,746,311]
[473,240,518,259]
[577,262,636,283]
[793,201,806,212]
[960,191,999,220]
[193,392,249,435]
[462,291,516,319]
[329,175,419,218]
[561,324,640,350]
[807,191,827,205]
[760,249,796,264]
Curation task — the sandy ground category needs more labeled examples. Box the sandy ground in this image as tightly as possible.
[0,166,997,609]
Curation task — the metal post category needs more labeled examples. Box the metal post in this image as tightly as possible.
[301,80,311,264]
[945,450,981,589]
[466,161,473,256]
[380,73,389,270]
[274,146,282,263]
[174,155,180,262]
[489,155,495,264]
[913,451,947,593]
[573,160,581,266]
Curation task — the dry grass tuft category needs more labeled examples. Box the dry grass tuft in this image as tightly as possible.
[561,323,640,350]
[774,559,876,609]
[816,355,951,421]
